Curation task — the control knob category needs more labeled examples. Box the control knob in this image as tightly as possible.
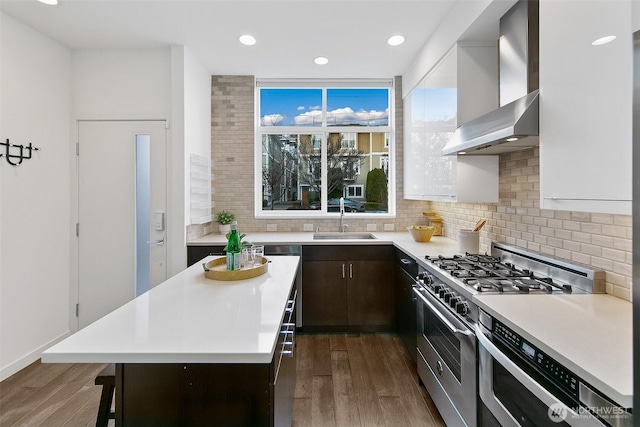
[418,272,434,285]
[449,296,461,309]
[456,301,469,315]
[443,291,454,303]
[438,288,448,299]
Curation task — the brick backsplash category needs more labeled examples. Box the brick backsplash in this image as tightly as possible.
[199,75,632,302]
[430,148,632,301]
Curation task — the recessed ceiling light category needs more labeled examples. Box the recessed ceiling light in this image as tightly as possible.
[592,35,616,46]
[387,35,405,46]
[506,137,519,142]
[38,0,58,5]
[239,35,256,46]
[459,151,467,155]
[314,56,329,65]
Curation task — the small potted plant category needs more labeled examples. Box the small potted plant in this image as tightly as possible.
[214,210,235,234]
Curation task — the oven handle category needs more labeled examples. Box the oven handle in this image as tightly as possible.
[413,287,472,337]
[476,325,608,427]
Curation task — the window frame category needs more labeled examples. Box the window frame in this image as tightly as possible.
[254,79,396,219]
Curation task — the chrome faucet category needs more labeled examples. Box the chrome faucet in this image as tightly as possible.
[339,197,348,232]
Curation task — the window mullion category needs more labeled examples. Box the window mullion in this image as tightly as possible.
[322,88,327,128]
[321,131,328,213]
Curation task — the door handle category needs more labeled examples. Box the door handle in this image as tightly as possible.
[342,264,345,279]
[349,263,353,279]
[413,288,473,337]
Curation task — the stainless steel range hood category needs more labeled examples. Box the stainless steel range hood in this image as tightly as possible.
[442,0,539,156]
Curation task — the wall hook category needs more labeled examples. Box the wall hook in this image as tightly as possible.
[0,139,40,166]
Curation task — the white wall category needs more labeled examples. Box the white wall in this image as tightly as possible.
[182,47,212,256]
[72,49,172,120]
[168,46,211,277]
[0,12,72,380]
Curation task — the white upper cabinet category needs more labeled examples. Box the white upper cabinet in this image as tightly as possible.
[539,0,632,215]
[403,45,499,202]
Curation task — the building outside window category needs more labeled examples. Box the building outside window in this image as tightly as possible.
[256,80,394,216]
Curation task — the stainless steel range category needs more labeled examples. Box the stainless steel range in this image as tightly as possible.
[414,242,608,427]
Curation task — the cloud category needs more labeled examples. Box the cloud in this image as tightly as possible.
[297,106,305,111]
[261,114,285,126]
[294,110,323,126]
[264,107,390,126]
[309,105,321,111]
[293,107,389,126]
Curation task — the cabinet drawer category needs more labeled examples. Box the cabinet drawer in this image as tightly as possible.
[303,245,393,261]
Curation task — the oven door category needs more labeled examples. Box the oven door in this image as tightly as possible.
[414,286,477,427]
[476,325,610,427]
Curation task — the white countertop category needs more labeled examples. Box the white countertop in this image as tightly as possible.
[188,231,461,260]
[42,256,300,364]
[474,293,632,408]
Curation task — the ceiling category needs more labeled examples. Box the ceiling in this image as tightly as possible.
[0,0,503,78]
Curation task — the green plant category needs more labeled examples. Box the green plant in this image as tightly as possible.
[214,210,235,225]
[366,168,388,210]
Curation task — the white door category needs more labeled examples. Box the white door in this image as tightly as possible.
[78,120,167,328]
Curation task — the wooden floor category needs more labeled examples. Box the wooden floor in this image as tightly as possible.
[0,333,445,427]
[292,333,445,427]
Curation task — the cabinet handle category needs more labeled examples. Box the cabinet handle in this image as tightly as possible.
[349,263,353,279]
[281,322,295,357]
[285,299,295,313]
[342,264,345,279]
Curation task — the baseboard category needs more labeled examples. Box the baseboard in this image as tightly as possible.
[0,330,72,381]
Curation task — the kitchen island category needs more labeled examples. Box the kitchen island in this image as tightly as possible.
[43,255,300,426]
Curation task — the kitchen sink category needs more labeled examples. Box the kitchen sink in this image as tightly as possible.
[313,232,377,240]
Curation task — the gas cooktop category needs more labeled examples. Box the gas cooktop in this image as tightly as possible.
[426,253,573,294]
[422,242,605,297]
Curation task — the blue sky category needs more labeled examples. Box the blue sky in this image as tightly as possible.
[260,88,389,126]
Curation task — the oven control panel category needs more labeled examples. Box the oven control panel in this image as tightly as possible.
[417,270,474,323]
[493,320,579,399]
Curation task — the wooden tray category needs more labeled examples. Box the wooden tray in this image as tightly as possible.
[202,256,268,281]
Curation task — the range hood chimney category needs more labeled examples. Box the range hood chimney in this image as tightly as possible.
[442,0,539,156]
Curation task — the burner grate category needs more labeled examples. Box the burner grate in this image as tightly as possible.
[428,253,573,294]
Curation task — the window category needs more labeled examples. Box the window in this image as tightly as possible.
[341,132,356,149]
[345,185,364,198]
[256,80,394,216]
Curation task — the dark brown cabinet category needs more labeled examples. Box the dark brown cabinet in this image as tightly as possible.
[187,245,224,266]
[116,283,297,427]
[302,245,394,332]
[394,248,418,363]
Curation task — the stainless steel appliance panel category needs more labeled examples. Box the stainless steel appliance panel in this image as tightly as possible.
[477,314,631,427]
[415,285,477,427]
